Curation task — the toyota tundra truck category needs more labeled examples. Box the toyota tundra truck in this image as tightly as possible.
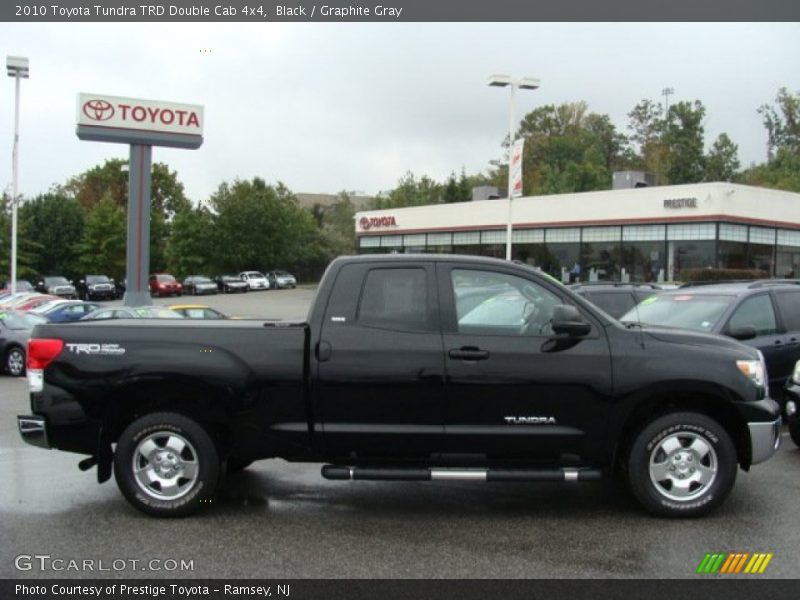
[17,255,781,518]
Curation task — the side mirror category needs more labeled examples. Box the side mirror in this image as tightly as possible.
[727,325,757,341]
[552,305,591,336]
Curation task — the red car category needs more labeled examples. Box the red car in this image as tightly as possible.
[148,273,183,297]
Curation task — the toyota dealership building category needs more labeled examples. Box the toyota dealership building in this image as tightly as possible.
[354,182,800,282]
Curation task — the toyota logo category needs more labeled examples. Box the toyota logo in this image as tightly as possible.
[82,99,115,121]
[359,216,371,230]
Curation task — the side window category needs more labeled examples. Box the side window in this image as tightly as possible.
[728,294,777,336]
[358,268,430,331]
[774,291,800,331]
[587,291,637,318]
[451,269,561,336]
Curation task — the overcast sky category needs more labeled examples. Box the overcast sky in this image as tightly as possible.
[0,22,798,204]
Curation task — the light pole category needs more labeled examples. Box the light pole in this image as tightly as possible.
[488,74,539,260]
[662,87,674,118]
[7,56,29,295]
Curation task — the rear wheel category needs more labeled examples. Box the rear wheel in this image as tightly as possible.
[627,412,737,518]
[114,412,220,517]
[5,346,25,377]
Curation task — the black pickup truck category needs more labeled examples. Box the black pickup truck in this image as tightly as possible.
[18,255,781,518]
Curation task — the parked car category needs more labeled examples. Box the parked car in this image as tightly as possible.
[169,304,229,319]
[785,360,800,448]
[266,270,297,289]
[34,276,78,299]
[1,310,47,376]
[0,292,45,309]
[215,274,248,294]
[0,279,35,293]
[115,278,127,298]
[619,280,800,403]
[19,255,781,518]
[149,273,183,297]
[81,306,185,321]
[570,282,662,319]
[15,294,61,311]
[37,300,102,323]
[182,276,218,296]
[239,270,270,291]
[76,274,117,301]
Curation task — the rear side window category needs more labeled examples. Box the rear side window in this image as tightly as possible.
[728,294,777,336]
[774,290,800,331]
[358,268,430,331]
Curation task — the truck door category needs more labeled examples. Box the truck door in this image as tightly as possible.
[439,263,613,462]
[314,261,446,458]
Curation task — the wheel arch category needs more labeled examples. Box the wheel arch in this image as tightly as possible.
[612,389,752,474]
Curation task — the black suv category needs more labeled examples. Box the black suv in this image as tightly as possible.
[34,276,77,299]
[76,274,116,301]
[570,282,663,319]
[619,280,800,402]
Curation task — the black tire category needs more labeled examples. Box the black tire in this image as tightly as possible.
[627,412,737,518]
[226,457,254,473]
[114,412,220,517]
[5,346,25,377]
[789,420,800,449]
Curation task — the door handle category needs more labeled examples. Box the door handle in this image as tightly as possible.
[448,347,489,361]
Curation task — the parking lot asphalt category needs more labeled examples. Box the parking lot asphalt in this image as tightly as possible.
[2,288,800,579]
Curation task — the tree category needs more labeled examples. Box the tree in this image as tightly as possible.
[442,169,472,204]
[19,193,84,278]
[370,172,443,209]
[74,194,126,277]
[0,192,38,280]
[505,102,630,195]
[663,101,707,184]
[317,192,357,257]
[61,158,191,272]
[704,134,740,182]
[758,87,800,160]
[209,178,327,279]
[165,205,216,277]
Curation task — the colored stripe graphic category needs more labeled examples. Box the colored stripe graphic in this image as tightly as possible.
[698,552,773,575]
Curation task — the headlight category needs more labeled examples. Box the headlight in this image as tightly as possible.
[736,359,766,389]
[793,361,800,385]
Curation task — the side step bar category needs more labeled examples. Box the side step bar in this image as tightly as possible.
[321,465,602,482]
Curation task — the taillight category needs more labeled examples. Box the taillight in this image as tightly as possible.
[27,338,64,370]
[27,338,63,393]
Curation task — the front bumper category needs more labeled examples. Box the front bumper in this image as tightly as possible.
[748,417,782,464]
[18,415,50,449]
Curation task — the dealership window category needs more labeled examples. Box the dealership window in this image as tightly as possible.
[426,232,453,254]
[403,234,426,254]
[359,236,381,250]
[717,223,748,270]
[581,227,621,281]
[480,230,506,258]
[542,229,580,280]
[776,229,800,278]
[452,231,481,255]
[667,223,716,281]
[621,225,666,282]
[748,227,775,275]
[512,229,548,266]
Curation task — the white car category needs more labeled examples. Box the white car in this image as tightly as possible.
[239,271,270,291]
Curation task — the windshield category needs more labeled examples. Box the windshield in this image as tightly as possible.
[195,277,212,284]
[0,311,48,330]
[244,272,265,278]
[619,294,734,333]
[156,274,176,283]
[45,277,69,286]
[86,275,110,284]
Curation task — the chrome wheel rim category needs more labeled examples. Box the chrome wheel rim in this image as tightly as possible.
[649,431,718,501]
[132,432,199,500]
[7,350,24,376]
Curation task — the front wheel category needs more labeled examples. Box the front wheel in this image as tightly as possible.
[789,419,800,448]
[6,346,25,377]
[114,412,220,517]
[627,412,737,518]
